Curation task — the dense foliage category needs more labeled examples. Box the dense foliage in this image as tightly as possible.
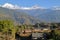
[0,20,60,40]
[0,20,16,40]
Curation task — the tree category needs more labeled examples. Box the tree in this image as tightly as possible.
[0,20,16,40]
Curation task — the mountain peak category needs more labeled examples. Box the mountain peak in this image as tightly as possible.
[2,3,14,9]
[51,6,60,10]
[32,5,44,9]
[2,3,20,9]
[20,5,45,10]
[1,3,45,10]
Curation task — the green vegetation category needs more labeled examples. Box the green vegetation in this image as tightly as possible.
[0,20,16,40]
[0,20,60,40]
[48,30,60,40]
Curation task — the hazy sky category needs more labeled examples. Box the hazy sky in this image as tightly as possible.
[0,0,60,8]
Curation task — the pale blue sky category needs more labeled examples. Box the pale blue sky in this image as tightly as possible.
[0,0,60,8]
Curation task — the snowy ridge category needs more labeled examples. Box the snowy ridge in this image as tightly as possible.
[0,3,60,10]
[0,3,45,10]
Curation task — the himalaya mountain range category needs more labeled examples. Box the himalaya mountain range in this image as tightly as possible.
[0,3,60,24]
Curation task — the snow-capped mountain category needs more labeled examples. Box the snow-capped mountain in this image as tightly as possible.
[1,3,20,9]
[2,3,14,8]
[0,3,45,10]
[0,3,60,10]
[51,6,60,10]
[0,3,60,23]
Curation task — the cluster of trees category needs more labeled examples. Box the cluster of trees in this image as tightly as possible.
[33,23,60,40]
[0,20,60,40]
[0,20,34,40]
[0,20,16,40]
[42,30,60,40]
[17,25,33,32]
[34,23,60,29]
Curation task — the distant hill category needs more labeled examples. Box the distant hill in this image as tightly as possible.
[0,3,60,24]
[21,8,60,23]
[0,7,40,25]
